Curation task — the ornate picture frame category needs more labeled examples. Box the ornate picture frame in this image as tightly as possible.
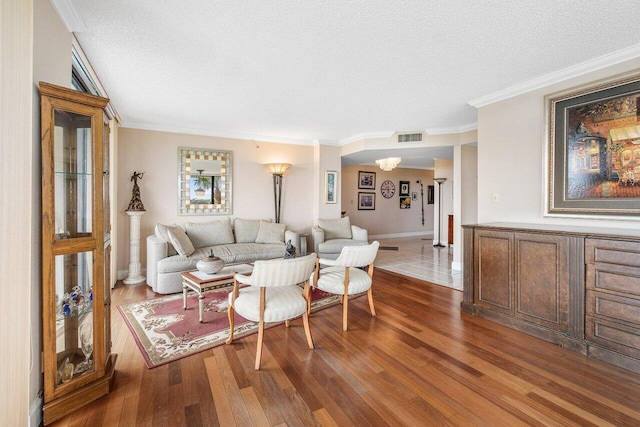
[547,70,640,216]
[178,146,232,215]
[358,171,376,189]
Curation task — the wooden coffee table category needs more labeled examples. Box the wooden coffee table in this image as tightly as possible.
[182,264,253,322]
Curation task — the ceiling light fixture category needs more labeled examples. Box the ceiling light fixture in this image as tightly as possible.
[375,157,401,171]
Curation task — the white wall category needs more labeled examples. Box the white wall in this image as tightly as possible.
[2,1,34,425]
[452,144,478,269]
[116,127,316,274]
[342,165,434,237]
[315,144,342,220]
[478,58,640,229]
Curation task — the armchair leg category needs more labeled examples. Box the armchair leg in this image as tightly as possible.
[255,319,265,370]
[367,288,376,317]
[226,304,235,344]
[302,312,314,349]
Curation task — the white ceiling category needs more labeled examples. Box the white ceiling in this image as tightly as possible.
[58,0,640,168]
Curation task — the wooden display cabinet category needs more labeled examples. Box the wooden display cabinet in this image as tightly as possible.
[40,82,115,424]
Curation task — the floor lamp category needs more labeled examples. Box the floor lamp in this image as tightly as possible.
[265,163,291,223]
[433,177,447,248]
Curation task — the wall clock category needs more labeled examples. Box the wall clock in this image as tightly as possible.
[381,180,395,198]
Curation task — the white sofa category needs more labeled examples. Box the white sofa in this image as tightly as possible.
[312,216,368,260]
[147,218,299,294]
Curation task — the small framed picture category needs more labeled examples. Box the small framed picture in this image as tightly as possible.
[358,192,375,210]
[358,171,376,189]
[411,192,417,201]
[400,196,411,209]
[399,180,410,196]
[427,185,434,204]
[325,170,337,204]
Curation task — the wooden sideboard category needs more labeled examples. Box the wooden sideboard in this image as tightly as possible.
[462,222,640,374]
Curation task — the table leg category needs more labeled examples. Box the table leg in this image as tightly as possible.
[183,282,188,310]
[199,292,205,323]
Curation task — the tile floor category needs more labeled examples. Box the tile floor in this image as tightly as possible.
[373,236,463,290]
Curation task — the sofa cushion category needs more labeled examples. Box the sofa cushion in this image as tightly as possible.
[319,239,368,254]
[234,218,268,243]
[213,242,285,263]
[185,218,234,248]
[255,221,286,244]
[318,217,352,240]
[154,223,179,256]
[167,227,196,256]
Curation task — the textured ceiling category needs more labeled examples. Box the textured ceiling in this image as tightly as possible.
[65,0,640,161]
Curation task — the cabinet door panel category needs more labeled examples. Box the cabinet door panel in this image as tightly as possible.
[514,233,569,332]
[474,230,513,314]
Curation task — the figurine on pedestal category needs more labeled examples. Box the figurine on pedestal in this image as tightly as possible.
[127,171,146,211]
[124,171,146,285]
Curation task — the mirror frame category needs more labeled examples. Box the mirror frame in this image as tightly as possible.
[178,146,232,215]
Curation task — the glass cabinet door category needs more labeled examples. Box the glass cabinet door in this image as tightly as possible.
[53,110,93,240]
[54,251,95,384]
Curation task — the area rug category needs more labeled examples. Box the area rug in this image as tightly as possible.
[118,287,348,368]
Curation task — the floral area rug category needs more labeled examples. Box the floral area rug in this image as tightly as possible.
[118,287,345,368]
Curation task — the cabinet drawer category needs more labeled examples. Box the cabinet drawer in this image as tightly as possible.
[586,263,640,298]
[586,315,640,359]
[586,238,640,267]
[586,290,640,326]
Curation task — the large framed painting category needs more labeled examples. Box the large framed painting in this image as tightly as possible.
[547,70,640,216]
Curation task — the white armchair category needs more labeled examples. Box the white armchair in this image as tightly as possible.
[312,216,368,260]
[226,253,317,370]
[313,241,379,331]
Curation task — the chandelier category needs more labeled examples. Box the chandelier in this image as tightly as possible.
[375,157,401,171]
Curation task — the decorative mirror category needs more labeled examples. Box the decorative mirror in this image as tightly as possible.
[178,146,232,215]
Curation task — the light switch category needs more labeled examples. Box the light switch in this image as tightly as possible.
[491,193,500,203]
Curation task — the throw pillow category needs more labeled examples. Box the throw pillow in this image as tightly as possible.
[255,221,286,244]
[185,219,234,248]
[167,227,195,257]
[318,217,352,240]
[154,223,180,255]
[234,218,271,243]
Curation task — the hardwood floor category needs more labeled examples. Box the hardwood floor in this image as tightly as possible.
[51,270,640,426]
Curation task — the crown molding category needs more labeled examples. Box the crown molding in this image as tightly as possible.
[120,121,316,145]
[468,42,640,108]
[338,131,396,145]
[50,0,87,32]
[426,122,477,135]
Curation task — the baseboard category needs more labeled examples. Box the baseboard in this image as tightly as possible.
[29,395,42,427]
[369,231,433,240]
[451,261,463,271]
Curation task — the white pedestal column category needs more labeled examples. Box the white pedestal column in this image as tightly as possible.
[124,210,146,285]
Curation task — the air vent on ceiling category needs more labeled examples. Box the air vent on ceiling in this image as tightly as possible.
[398,133,423,143]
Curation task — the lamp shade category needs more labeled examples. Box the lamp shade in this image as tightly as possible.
[264,163,291,175]
[375,157,401,171]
